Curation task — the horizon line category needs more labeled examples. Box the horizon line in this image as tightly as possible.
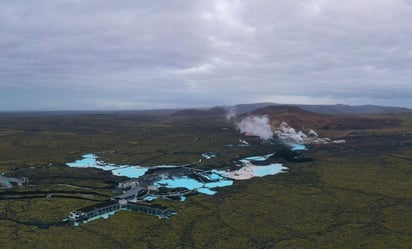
[1,102,412,113]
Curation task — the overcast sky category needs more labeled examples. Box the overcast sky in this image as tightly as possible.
[1,0,412,110]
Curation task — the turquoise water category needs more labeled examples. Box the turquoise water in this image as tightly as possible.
[66,154,235,197]
[156,176,203,190]
[143,195,156,201]
[83,210,120,224]
[202,152,217,159]
[67,154,148,178]
[155,175,233,196]
[111,166,148,178]
[252,163,287,176]
[244,153,274,161]
[205,172,226,181]
[66,152,287,200]
[204,180,234,188]
[291,144,307,151]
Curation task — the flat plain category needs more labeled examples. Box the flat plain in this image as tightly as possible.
[0,111,412,248]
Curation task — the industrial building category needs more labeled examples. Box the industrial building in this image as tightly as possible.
[68,199,173,224]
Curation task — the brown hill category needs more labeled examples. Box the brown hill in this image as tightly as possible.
[231,102,412,115]
[250,105,401,130]
[172,107,226,117]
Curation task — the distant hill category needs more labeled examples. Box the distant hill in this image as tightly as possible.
[172,107,226,117]
[248,105,331,129]
[251,105,317,116]
[249,105,402,130]
[230,102,275,114]
[170,103,408,130]
[297,104,412,114]
[230,102,412,115]
[4,103,411,118]
[0,109,181,117]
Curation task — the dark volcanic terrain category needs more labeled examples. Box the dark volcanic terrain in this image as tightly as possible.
[0,105,412,248]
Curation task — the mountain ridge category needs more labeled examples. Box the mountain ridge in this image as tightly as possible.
[231,103,412,115]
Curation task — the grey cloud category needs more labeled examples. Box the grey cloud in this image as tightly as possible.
[1,0,412,110]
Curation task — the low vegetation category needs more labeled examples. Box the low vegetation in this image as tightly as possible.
[0,111,411,248]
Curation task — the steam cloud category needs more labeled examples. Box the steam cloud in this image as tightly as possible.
[236,115,273,140]
[225,108,236,121]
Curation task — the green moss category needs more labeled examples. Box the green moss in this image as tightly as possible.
[1,113,412,248]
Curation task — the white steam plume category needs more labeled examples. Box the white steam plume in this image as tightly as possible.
[236,115,273,140]
[225,108,236,120]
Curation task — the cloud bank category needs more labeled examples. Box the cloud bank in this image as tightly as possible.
[1,0,412,110]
